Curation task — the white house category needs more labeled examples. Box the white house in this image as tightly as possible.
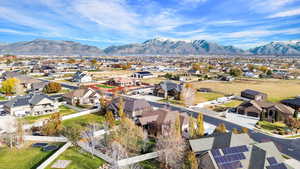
[4,93,59,117]
[71,71,92,83]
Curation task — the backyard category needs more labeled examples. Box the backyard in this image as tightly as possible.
[0,142,63,169]
[191,79,300,102]
[62,113,105,128]
[23,105,78,124]
[46,147,105,169]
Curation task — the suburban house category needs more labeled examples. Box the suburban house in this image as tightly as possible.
[108,96,153,118]
[1,71,41,91]
[31,81,49,92]
[189,133,292,169]
[189,132,255,155]
[236,100,294,121]
[137,108,189,136]
[71,71,92,83]
[241,89,267,101]
[132,71,154,79]
[4,93,59,117]
[281,98,300,112]
[106,77,140,87]
[153,80,182,100]
[63,87,101,106]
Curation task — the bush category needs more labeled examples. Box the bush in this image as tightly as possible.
[43,82,62,94]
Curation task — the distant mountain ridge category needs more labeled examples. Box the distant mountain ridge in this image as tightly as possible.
[0,39,103,56]
[0,38,300,56]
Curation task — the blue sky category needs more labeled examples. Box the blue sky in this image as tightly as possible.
[0,0,300,49]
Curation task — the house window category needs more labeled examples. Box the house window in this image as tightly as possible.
[269,111,273,117]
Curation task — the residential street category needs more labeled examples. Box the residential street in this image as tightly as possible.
[148,100,300,161]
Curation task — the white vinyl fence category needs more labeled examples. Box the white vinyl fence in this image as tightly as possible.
[24,135,68,142]
[36,142,72,169]
[117,152,159,167]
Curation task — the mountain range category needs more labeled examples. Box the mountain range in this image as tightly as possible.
[0,38,300,56]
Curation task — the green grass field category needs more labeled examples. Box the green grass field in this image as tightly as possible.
[45,147,105,169]
[95,84,116,89]
[62,113,105,128]
[221,100,243,108]
[0,143,62,169]
[23,105,77,124]
[0,96,7,101]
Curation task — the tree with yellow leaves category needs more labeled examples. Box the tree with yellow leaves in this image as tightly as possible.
[188,117,196,138]
[1,78,19,95]
[174,114,182,138]
[185,151,198,169]
[196,113,205,137]
[118,96,126,119]
[105,110,115,129]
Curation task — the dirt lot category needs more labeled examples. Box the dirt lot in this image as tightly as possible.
[191,79,300,102]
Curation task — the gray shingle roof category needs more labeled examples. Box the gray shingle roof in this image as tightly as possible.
[4,93,54,108]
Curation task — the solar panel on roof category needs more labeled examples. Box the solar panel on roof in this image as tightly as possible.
[267,157,278,165]
[212,149,222,157]
[214,153,246,164]
[219,161,243,169]
[222,145,249,155]
[266,163,288,169]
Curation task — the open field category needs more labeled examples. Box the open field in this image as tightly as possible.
[23,105,77,124]
[62,113,105,128]
[140,77,167,84]
[0,142,63,169]
[45,147,105,169]
[191,79,300,102]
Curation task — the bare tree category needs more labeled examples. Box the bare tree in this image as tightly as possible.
[156,127,186,169]
[180,83,195,107]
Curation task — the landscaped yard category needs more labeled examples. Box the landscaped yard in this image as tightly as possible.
[221,100,243,108]
[0,142,63,169]
[191,79,300,102]
[139,159,160,169]
[62,113,105,128]
[95,84,116,89]
[256,121,290,135]
[0,96,7,101]
[45,147,105,169]
[23,105,78,124]
[195,92,224,103]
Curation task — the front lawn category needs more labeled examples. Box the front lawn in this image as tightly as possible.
[256,121,290,135]
[195,92,224,103]
[45,147,105,169]
[23,105,78,124]
[140,159,161,169]
[0,143,62,169]
[95,84,116,89]
[62,113,105,128]
[0,96,7,101]
[221,100,243,108]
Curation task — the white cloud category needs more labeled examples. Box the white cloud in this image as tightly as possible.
[267,8,300,18]
[73,0,139,33]
[249,0,296,12]
[0,6,59,34]
[173,28,205,36]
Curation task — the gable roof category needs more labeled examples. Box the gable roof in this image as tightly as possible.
[111,96,153,114]
[4,93,54,108]
[63,88,98,98]
[189,132,255,153]
[242,89,266,96]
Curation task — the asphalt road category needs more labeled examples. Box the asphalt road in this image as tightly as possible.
[148,101,300,161]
